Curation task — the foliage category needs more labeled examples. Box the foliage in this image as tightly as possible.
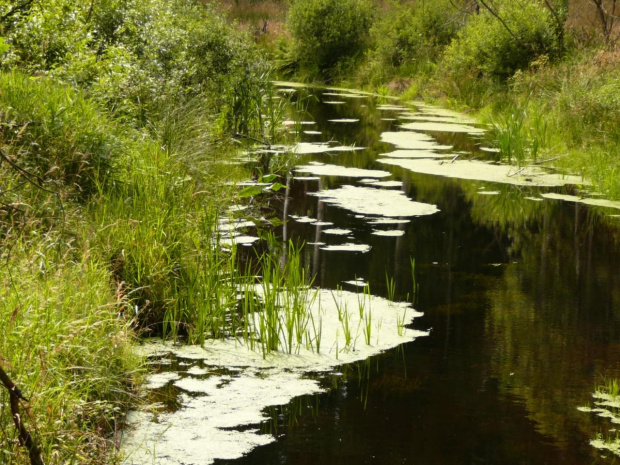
[287,0,373,73]
[442,0,561,80]
[1,0,268,129]
[0,238,142,464]
[369,0,460,70]
[0,72,123,201]
[0,0,277,461]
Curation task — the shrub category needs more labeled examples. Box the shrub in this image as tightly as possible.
[2,0,268,129]
[443,0,560,80]
[0,71,123,200]
[370,0,461,69]
[287,0,372,73]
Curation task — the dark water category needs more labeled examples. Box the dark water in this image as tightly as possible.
[218,86,620,464]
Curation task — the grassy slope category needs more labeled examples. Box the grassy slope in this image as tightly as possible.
[0,1,263,463]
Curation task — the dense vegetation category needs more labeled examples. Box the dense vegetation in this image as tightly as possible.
[0,0,277,463]
[263,0,620,197]
[2,0,620,462]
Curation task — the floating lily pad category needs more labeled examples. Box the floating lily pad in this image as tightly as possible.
[322,228,352,235]
[322,92,366,99]
[358,179,403,188]
[377,104,409,111]
[379,149,453,159]
[372,230,405,237]
[320,243,371,253]
[219,235,259,246]
[369,218,410,225]
[282,120,315,126]
[328,118,360,123]
[541,193,620,210]
[377,158,585,187]
[480,146,501,153]
[310,185,439,217]
[290,215,317,223]
[295,163,390,178]
[380,131,452,151]
[400,121,485,135]
[292,142,365,154]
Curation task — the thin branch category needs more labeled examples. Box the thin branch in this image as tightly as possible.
[0,363,45,465]
[543,0,563,27]
[232,132,271,148]
[0,0,35,24]
[478,0,526,47]
[507,167,525,177]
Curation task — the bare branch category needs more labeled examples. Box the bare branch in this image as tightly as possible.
[0,363,45,465]
[478,0,526,47]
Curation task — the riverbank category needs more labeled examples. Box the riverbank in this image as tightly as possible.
[0,0,275,462]
[236,0,620,199]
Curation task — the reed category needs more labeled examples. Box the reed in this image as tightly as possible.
[238,241,321,357]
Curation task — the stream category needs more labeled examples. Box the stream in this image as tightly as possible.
[122,83,620,465]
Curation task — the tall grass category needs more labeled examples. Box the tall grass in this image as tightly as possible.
[0,238,142,464]
[239,241,320,357]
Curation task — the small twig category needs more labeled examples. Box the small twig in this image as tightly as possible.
[0,0,35,24]
[478,0,528,49]
[0,364,45,465]
[534,155,566,165]
[450,154,460,164]
[232,133,271,148]
[507,167,525,177]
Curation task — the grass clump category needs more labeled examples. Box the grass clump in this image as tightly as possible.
[239,241,320,357]
[0,71,121,201]
[0,238,142,464]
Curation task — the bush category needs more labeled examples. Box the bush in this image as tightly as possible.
[287,0,372,73]
[443,0,560,80]
[0,71,123,200]
[370,0,461,69]
[2,0,268,129]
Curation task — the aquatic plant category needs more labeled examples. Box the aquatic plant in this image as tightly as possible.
[238,241,322,357]
[579,377,620,457]
[410,257,418,304]
[386,271,396,305]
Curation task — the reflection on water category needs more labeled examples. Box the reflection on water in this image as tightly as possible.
[131,85,620,465]
[224,85,620,464]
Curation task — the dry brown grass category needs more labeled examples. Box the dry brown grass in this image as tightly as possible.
[566,0,620,44]
[209,0,289,44]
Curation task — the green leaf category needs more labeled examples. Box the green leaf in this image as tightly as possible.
[269,182,287,192]
[260,174,278,183]
[238,185,266,198]
[0,38,9,56]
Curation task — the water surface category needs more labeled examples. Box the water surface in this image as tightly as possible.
[135,85,620,464]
